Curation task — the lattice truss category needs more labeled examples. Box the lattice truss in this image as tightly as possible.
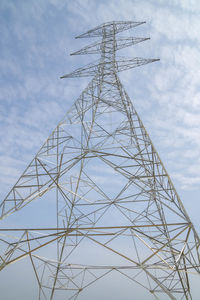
[0,21,200,300]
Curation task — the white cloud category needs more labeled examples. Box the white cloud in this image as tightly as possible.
[1,0,200,195]
[160,0,200,13]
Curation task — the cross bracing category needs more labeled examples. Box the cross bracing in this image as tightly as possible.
[0,21,200,300]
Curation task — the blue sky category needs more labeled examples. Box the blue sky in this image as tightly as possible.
[1,0,200,299]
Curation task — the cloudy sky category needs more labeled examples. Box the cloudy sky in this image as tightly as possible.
[1,0,200,299]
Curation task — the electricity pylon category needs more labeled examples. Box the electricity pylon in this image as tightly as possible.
[0,21,200,300]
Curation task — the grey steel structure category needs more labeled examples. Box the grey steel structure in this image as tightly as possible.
[0,21,200,300]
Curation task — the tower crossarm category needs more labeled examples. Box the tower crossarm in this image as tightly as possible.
[75,21,146,38]
[60,57,159,78]
[62,21,159,78]
[70,37,150,55]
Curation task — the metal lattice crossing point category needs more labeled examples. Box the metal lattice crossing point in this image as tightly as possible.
[0,21,200,300]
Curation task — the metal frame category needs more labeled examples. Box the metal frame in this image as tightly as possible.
[0,21,199,300]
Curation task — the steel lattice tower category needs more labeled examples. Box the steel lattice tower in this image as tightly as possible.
[0,21,200,300]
